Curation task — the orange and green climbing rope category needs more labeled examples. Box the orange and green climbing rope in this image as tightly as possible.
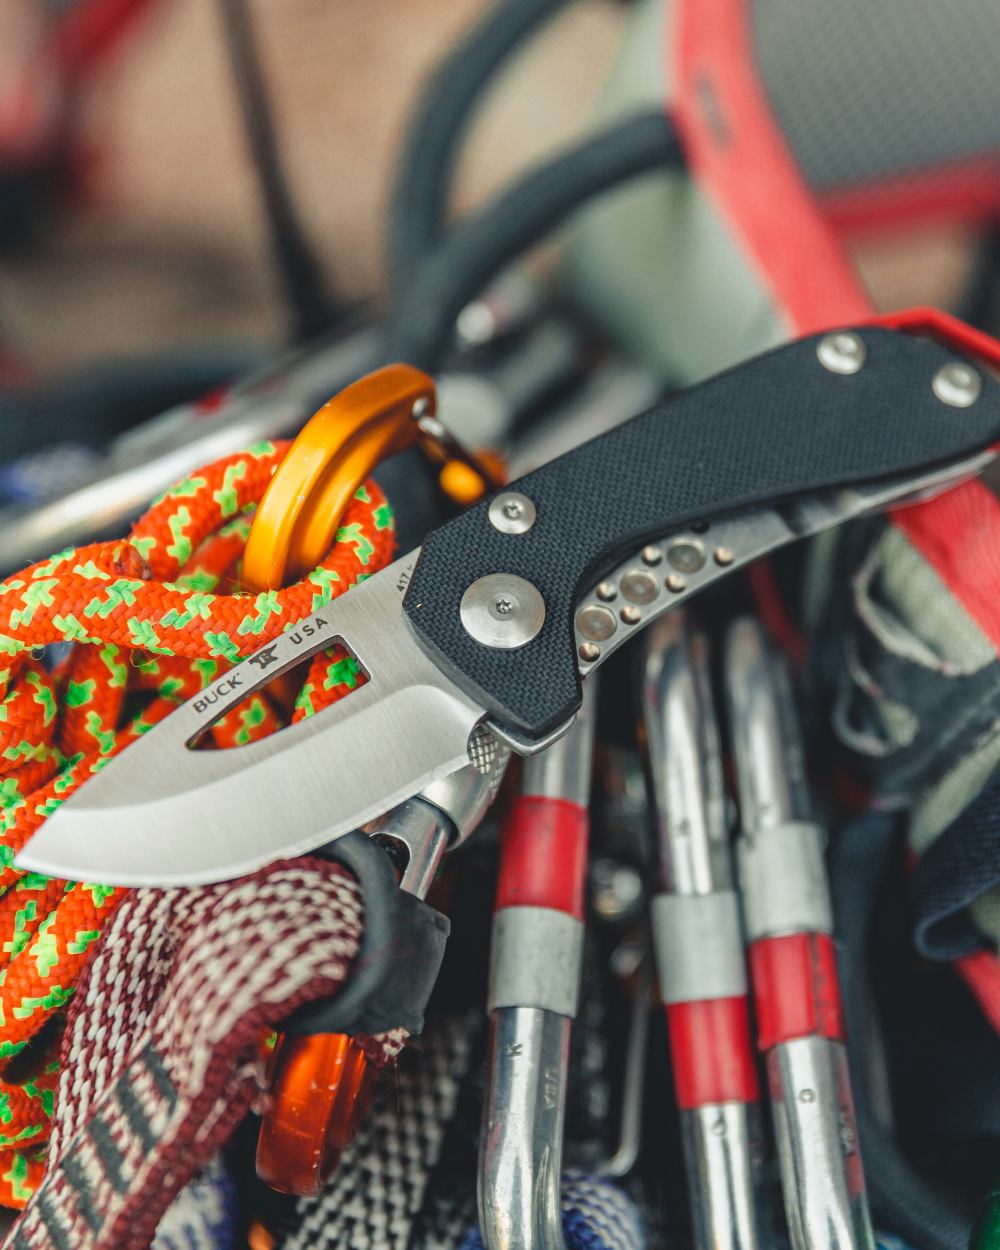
[0,438,395,1206]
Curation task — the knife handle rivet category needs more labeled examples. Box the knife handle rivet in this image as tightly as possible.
[578,641,601,663]
[666,537,706,574]
[461,574,545,649]
[620,605,642,625]
[596,582,618,602]
[577,604,617,641]
[488,491,536,534]
[620,570,659,605]
[665,574,687,593]
[713,546,735,567]
[816,331,866,375]
[932,361,981,408]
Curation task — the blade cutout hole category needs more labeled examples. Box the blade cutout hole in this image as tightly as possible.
[188,634,369,750]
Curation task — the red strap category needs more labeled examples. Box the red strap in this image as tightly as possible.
[672,0,870,334]
[955,951,1000,1040]
[51,0,160,81]
[890,479,1000,654]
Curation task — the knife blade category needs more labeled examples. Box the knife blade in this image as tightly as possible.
[18,554,489,886]
[17,326,1000,885]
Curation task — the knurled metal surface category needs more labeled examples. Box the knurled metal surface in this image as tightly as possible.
[467,724,510,798]
[753,0,1000,190]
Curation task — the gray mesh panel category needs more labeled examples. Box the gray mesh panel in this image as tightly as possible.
[753,0,1000,190]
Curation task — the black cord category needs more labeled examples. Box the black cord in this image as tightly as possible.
[830,811,971,1250]
[383,110,684,374]
[386,0,577,302]
[216,0,333,342]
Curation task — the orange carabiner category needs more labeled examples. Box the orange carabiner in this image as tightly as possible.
[244,363,502,1198]
[243,364,433,590]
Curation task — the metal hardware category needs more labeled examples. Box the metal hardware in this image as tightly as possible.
[369,798,450,897]
[419,747,509,850]
[574,448,992,676]
[642,615,729,895]
[489,908,584,1017]
[816,332,867,375]
[680,1106,764,1250]
[461,574,546,649]
[591,860,644,924]
[726,618,875,1250]
[598,944,652,1179]
[576,604,617,642]
[725,618,810,834]
[770,1039,872,1250]
[620,570,660,604]
[479,1007,570,1250]
[650,892,747,1003]
[523,706,596,806]
[488,491,537,534]
[738,821,832,941]
[641,613,762,1250]
[932,361,982,408]
[479,683,597,1250]
[667,537,706,573]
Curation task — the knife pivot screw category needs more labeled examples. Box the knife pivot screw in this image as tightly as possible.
[461,574,545,649]
[489,492,536,534]
[578,641,601,663]
[666,537,706,574]
[620,605,642,625]
[665,574,687,593]
[596,582,618,602]
[816,331,867,375]
[576,604,618,641]
[932,361,982,408]
[713,546,735,567]
[620,571,659,605]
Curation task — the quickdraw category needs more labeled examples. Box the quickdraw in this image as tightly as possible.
[0,438,394,1206]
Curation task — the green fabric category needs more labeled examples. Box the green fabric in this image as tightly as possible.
[973,1182,1000,1250]
[557,0,790,387]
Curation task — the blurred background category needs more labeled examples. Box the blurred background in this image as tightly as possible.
[0,0,978,377]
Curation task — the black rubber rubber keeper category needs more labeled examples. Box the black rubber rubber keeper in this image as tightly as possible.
[403,328,1000,739]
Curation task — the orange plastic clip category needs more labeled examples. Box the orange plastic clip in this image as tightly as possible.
[245,363,501,1197]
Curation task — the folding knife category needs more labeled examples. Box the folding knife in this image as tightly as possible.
[17,326,1000,885]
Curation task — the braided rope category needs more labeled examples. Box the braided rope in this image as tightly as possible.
[0,438,395,1205]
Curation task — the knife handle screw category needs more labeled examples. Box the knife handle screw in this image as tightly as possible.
[816,331,866,375]
[489,491,537,534]
[932,361,981,408]
[461,574,546,648]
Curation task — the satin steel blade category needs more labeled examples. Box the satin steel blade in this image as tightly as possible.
[16,553,487,886]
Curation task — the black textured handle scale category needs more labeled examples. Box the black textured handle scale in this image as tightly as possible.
[403,328,1000,740]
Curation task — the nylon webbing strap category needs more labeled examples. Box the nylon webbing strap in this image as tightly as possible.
[911,772,1000,960]
[4,857,404,1250]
